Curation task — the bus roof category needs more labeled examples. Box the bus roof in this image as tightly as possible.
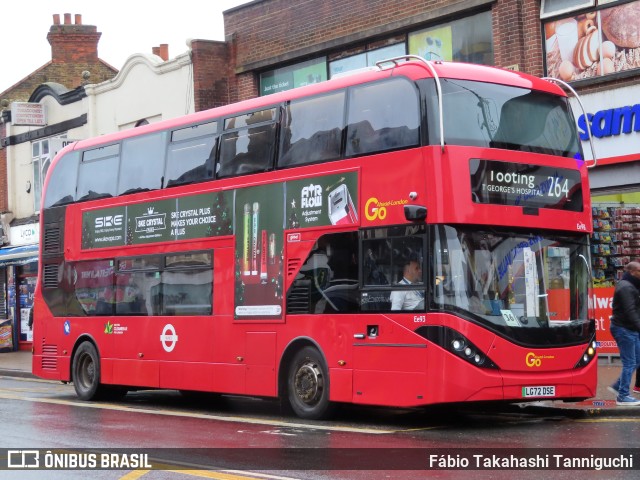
[67,59,566,153]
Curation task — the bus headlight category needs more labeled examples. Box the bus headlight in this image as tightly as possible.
[574,334,597,368]
[418,326,499,370]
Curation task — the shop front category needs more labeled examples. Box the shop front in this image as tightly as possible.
[0,226,39,352]
[574,84,640,358]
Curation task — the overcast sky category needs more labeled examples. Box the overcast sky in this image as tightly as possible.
[1,0,250,93]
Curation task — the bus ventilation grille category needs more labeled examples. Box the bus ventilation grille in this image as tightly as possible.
[43,264,60,289]
[286,281,311,314]
[43,227,61,253]
[287,258,302,280]
[41,343,58,371]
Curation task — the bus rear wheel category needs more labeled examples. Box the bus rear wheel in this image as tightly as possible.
[287,346,334,420]
[72,341,104,400]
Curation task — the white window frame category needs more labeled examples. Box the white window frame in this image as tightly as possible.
[32,136,66,213]
[540,0,624,19]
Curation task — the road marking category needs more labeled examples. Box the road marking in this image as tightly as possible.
[575,417,640,423]
[0,385,69,394]
[151,466,294,479]
[0,390,390,434]
[388,426,441,432]
[37,448,296,480]
[117,461,298,480]
[119,471,149,480]
[0,375,61,384]
[168,472,258,479]
[117,463,298,480]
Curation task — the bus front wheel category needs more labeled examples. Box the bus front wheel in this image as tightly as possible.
[287,346,334,420]
[72,341,103,400]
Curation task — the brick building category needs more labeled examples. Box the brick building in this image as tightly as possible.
[0,13,117,351]
[0,13,117,106]
[217,0,541,102]
[217,0,639,99]
[0,13,118,213]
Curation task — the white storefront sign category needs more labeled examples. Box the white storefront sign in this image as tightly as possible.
[10,223,40,246]
[11,102,46,126]
[49,138,78,156]
[571,84,640,161]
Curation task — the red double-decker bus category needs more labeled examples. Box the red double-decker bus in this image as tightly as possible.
[33,57,596,419]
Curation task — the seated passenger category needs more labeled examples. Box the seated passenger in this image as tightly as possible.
[390,253,424,310]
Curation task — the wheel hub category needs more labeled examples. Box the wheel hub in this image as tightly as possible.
[295,362,323,405]
[80,355,95,386]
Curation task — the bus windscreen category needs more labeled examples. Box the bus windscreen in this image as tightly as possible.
[430,79,581,159]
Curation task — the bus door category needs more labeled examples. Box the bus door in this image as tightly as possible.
[352,226,429,406]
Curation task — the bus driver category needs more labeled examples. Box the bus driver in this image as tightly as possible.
[390,253,424,310]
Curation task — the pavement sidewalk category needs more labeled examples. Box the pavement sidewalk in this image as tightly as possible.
[1,350,639,416]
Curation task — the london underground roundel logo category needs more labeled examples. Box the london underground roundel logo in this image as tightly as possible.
[160,324,178,352]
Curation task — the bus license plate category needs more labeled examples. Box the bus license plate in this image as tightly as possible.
[522,386,555,397]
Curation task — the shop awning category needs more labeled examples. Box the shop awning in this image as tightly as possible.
[0,244,39,267]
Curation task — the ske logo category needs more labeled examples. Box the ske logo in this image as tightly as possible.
[95,214,124,228]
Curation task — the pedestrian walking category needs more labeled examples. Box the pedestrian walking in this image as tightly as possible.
[608,261,640,406]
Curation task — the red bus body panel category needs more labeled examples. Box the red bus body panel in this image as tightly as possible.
[33,60,596,411]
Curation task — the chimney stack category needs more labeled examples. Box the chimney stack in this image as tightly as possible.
[48,13,102,64]
[152,44,169,61]
[159,44,169,61]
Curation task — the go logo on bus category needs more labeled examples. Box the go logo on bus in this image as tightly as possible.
[525,352,554,368]
[365,197,387,221]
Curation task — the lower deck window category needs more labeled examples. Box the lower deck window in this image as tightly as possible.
[71,251,213,317]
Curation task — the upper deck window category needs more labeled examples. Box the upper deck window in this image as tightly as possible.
[427,79,581,158]
[345,78,420,157]
[218,109,277,178]
[166,121,217,187]
[77,144,120,201]
[278,91,345,168]
[118,131,167,195]
[44,150,79,209]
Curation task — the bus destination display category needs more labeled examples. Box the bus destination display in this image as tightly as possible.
[470,159,583,212]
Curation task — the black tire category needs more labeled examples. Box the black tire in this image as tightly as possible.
[72,341,104,400]
[287,346,334,420]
